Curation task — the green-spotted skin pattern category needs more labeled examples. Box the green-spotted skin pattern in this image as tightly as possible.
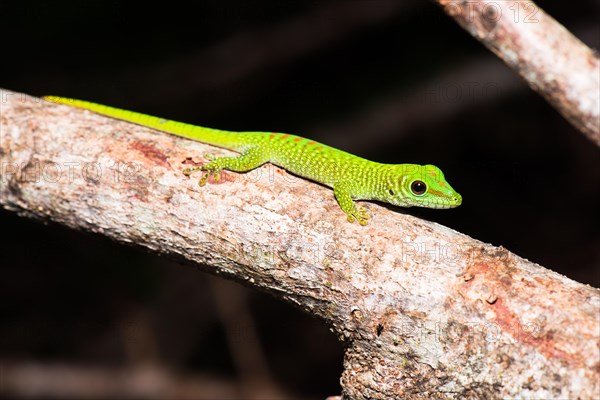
[44,96,462,225]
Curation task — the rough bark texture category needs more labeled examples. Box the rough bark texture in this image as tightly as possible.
[435,0,600,146]
[1,91,599,399]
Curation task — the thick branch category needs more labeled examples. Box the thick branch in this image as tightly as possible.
[435,0,600,145]
[1,91,598,399]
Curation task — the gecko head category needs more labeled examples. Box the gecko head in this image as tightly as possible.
[385,164,462,209]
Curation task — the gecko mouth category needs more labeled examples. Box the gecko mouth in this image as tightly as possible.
[428,203,460,209]
[421,195,462,209]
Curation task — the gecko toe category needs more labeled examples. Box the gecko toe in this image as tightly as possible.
[356,206,370,225]
[183,166,202,176]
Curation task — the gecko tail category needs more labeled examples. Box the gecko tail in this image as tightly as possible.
[43,95,245,151]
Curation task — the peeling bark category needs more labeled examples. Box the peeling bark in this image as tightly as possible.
[435,0,600,146]
[1,91,598,399]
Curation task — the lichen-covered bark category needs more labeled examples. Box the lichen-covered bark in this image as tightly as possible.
[435,0,600,146]
[1,91,598,399]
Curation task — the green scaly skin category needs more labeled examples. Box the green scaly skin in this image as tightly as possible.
[43,96,462,225]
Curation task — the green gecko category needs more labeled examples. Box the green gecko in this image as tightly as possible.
[43,96,462,225]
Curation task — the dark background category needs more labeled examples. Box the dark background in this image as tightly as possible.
[1,1,599,398]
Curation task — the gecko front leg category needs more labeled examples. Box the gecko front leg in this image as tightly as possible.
[333,181,370,225]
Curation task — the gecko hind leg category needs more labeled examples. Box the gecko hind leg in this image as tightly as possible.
[182,152,218,177]
[185,147,270,186]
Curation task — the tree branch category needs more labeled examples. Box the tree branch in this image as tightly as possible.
[1,91,598,399]
[435,0,600,146]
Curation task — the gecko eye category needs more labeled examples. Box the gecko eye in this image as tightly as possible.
[410,180,427,196]
[388,189,394,196]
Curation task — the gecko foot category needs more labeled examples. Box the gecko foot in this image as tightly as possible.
[346,205,370,226]
[198,169,222,186]
[181,164,221,186]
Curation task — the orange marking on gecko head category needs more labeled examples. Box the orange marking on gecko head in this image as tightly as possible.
[280,134,290,140]
[307,141,316,145]
[269,134,276,140]
[293,137,302,142]
[427,189,445,197]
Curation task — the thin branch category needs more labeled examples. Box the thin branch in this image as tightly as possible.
[0,361,284,399]
[1,91,598,399]
[435,0,600,145]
